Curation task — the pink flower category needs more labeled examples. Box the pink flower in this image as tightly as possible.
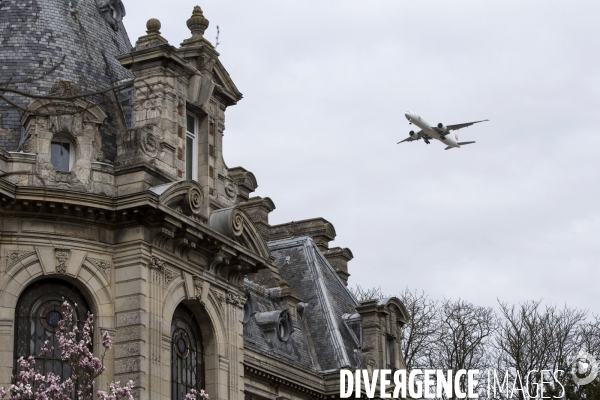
[6,300,208,400]
[102,331,112,349]
[184,388,210,400]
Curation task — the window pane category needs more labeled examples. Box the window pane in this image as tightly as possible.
[186,137,193,180]
[51,142,70,172]
[171,305,204,400]
[186,115,195,134]
[15,280,91,394]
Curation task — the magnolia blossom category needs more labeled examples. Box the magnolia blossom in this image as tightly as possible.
[97,380,135,400]
[101,331,112,349]
[0,300,208,400]
[184,388,210,400]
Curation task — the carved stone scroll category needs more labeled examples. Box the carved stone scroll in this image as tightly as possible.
[208,207,271,260]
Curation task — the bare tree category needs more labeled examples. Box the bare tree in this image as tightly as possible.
[349,284,386,302]
[397,288,440,372]
[493,300,587,400]
[348,285,598,399]
[427,299,496,399]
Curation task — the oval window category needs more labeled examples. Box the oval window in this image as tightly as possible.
[277,312,292,342]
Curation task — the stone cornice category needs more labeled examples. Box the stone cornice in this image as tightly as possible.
[0,181,276,275]
[244,351,372,398]
[2,151,36,164]
[243,352,327,399]
[116,44,197,77]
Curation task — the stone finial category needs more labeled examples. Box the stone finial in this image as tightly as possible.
[187,6,209,38]
[146,18,161,34]
[134,18,168,50]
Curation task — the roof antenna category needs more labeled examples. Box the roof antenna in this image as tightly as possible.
[215,25,220,49]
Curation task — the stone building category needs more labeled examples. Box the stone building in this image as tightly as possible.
[0,2,409,399]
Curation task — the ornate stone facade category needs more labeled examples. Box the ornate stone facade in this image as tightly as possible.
[0,2,409,400]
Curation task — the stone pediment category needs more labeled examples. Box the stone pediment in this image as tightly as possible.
[209,207,271,260]
[21,97,107,128]
[211,59,242,105]
[149,180,205,218]
[377,297,410,326]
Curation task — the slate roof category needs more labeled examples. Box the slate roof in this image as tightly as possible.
[243,280,316,370]
[0,0,134,157]
[244,236,362,372]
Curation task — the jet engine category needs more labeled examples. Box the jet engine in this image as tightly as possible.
[409,130,416,137]
[437,123,447,131]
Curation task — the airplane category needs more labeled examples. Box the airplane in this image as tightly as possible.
[398,111,488,150]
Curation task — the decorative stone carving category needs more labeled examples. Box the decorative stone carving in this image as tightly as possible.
[6,250,37,272]
[149,256,166,271]
[55,248,70,274]
[359,352,378,373]
[20,137,32,153]
[193,276,203,300]
[146,18,160,33]
[149,256,178,286]
[226,291,245,308]
[208,207,271,260]
[184,187,203,215]
[138,124,164,157]
[149,181,206,219]
[134,19,169,50]
[225,182,237,199]
[142,99,162,120]
[87,256,111,281]
[187,6,209,37]
[98,0,126,31]
[164,267,177,285]
[48,114,84,137]
[49,80,82,98]
[208,249,231,274]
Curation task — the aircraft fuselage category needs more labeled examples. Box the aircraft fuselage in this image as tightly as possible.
[405,112,459,148]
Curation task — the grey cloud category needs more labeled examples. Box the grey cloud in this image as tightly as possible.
[124,0,600,313]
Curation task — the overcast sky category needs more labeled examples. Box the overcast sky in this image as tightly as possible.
[123,0,600,315]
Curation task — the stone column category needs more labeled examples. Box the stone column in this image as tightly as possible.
[113,247,150,400]
[147,256,166,399]
[223,290,246,400]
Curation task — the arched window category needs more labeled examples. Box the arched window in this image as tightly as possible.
[50,134,76,172]
[171,304,204,400]
[14,279,91,380]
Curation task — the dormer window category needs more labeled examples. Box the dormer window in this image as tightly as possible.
[342,313,363,347]
[186,114,198,180]
[276,310,292,342]
[50,135,75,172]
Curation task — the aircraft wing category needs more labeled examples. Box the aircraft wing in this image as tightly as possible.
[397,130,423,143]
[446,119,489,130]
